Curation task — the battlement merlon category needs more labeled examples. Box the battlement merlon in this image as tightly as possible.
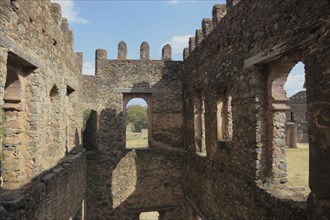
[195,29,203,48]
[118,41,128,60]
[67,30,74,49]
[183,48,189,60]
[140,41,150,60]
[202,18,213,38]
[59,18,74,50]
[189,37,196,53]
[186,4,227,57]
[94,42,177,75]
[75,52,83,74]
[95,49,108,75]
[50,3,62,25]
[162,44,172,61]
[226,0,241,13]
[212,4,226,26]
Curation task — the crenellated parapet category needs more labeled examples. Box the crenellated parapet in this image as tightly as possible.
[49,3,80,68]
[94,41,179,75]
[183,4,227,60]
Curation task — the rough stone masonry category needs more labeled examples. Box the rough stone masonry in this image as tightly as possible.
[0,0,329,219]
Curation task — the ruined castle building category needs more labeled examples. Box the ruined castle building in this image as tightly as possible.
[0,1,85,219]
[1,0,329,219]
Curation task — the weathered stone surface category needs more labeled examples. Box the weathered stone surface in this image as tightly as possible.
[0,0,84,219]
[118,40,127,60]
[83,47,185,219]
[140,41,150,60]
[182,0,330,219]
[0,0,329,219]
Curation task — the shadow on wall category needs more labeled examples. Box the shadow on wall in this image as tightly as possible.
[82,61,199,219]
[0,129,86,220]
[85,146,187,219]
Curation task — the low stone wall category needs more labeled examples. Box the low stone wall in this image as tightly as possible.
[0,151,86,220]
[86,148,186,219]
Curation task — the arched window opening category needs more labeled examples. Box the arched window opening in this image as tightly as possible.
[139,211,160,220]
[216,89,232,141]
[125,98,148,149]
[194,89,206,155]
[284,62,310,198]
[1,52,34,189]
[267,57,310,200]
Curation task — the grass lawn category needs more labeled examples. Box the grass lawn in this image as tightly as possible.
[126,131,148,148]
[285,144,310,196]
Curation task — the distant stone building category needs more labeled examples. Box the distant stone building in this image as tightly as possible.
[287,90,307,123]
[286,91,309,143]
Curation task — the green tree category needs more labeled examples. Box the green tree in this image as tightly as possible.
[126,105,147,132]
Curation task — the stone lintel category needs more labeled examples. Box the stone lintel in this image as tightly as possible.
[113,88,160,94]
[0,35,43,69]
[244,42,302,69]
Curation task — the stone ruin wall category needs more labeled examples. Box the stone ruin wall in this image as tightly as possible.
[182,0,329,219]
[82,44,188,219]
[0,0,329,219]
[0,0,85,219]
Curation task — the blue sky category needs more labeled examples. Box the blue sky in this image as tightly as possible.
[52,0,222,70]
[52,0,305,97]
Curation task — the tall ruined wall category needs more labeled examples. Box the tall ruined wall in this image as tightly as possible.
[182,0,330,219]
[0,0,85,219]
[83,45,187,219]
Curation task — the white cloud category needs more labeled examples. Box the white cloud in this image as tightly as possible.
[166,0,198,6]
[167,0,179,5]
[82,62,95,75]
[284,73,305,97]
[163,35,192,54]
[51,0,88,24]
[284,62,305,96]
